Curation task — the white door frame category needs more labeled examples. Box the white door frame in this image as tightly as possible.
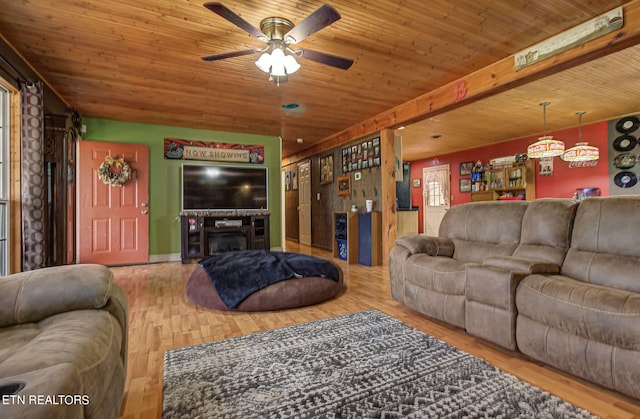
[422,164,450,236]
[298,160,312,246]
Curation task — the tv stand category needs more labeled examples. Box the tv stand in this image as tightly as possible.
[180,213,270,263]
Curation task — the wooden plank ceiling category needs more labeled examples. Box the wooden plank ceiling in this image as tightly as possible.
[1,0,639,160]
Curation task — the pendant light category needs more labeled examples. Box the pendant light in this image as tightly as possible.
[562,111,599,161]
[527,101,565,158]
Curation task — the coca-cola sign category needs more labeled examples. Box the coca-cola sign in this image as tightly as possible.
[568,160,598,168]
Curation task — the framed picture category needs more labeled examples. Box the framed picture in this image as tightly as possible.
[539,157,554,176]
[320,154,333,184]
[337,175,351,196]
[291,170,298,190]
[460,161,474,176]
[459,178,471,193]
[285,171,291,191]
[412,178,421,188]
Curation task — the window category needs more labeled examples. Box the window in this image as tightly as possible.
[0,84,9,275]
[426,179,445,207]
[425,168,449,207]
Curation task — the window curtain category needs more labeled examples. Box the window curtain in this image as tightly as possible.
[424,169,450,207]
[20,80,45,271]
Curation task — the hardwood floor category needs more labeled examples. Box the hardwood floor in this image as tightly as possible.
[114,241,640,418]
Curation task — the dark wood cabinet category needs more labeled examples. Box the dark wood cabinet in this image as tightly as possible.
[180,214,270,263]
[250,215,270,250]
[333,211,358,264]
[43,114,77,266]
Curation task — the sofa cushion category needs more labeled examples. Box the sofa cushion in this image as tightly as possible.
[404,254,469,295]
[512,198,577,266]
[0,309,125,418]
[516,315,640,400]
[562,196,640,292]
[481,256,560,275]
[439,201,528,263]
[516,274,640,351]
[394,235,454,257]
[0,264,114,327]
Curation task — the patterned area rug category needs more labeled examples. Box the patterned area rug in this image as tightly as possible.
[163,310,597,418]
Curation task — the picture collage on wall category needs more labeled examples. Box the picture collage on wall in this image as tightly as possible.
[609,115,640,195]
[342,137,381,173]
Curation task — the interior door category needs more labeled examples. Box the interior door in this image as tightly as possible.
[423,164,450,236]
[78,141,149,265]
[298,161,311,246]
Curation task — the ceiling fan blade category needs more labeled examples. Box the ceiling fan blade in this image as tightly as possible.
[297,48,353,69]
[201,49,257,62]
[203,2,267,41]
[284,4,341,44]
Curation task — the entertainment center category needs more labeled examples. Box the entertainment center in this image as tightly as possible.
[180,213,270,264]
[179,163,270,263]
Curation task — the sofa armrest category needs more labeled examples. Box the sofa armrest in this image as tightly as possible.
[483,255,560,274]
[394,234,454,257]
[103,283,129,370]
[0,264,116,327]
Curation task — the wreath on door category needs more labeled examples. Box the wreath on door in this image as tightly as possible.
[97,155,131,187]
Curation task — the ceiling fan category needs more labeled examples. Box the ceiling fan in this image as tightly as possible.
[201,2,354,84]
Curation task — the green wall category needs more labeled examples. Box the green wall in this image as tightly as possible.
[83,118,282,257]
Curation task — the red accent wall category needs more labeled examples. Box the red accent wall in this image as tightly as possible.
[410,121,609,233]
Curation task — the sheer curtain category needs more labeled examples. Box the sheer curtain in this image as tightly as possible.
[424,169,450,207]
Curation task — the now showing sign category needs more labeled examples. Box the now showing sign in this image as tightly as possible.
[183,146,249,162]
[164,138,264,164]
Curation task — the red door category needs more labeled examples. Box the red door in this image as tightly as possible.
[78,141,149,265]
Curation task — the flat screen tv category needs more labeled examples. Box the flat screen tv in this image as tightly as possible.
[182,164,268,211]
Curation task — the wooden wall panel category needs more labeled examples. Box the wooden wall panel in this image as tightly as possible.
[283,163,299,242]
[287,133,384,253]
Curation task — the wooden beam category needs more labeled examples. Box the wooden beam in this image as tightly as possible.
[379,129,396,267]
[282,0,640,165]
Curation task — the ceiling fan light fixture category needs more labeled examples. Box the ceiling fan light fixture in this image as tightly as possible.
[283,54,301,74]
[255,52,272,72]
[270,49,287,77]
[255,47,300,79]
[203,4,352,84]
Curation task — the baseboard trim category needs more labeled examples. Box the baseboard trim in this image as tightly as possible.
[148,249,283,264]
[149,253,181,263]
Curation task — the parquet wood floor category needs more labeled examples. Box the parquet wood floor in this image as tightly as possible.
[113,241,640,418]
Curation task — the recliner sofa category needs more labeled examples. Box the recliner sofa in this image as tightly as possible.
[389,196,640,400]
[389,200,529,328]
[0,264,128,419]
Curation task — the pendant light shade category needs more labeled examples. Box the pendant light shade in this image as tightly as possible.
[562,112,600,162]
[527,101,565,158]
[562,143,600,161]
[528,136,566,158]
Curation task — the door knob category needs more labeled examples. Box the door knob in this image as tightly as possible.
[141,202,148,207]
[142,209,149,214]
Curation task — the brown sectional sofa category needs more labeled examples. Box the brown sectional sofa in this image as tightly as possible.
[0,264,128,419]
[389,196,640,400]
